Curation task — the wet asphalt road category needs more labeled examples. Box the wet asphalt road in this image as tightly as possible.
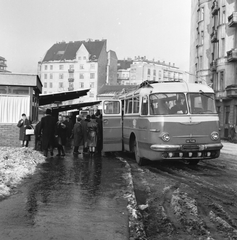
[0,151,129,240]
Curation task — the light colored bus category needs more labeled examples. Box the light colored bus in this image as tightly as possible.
[101,81,223,165]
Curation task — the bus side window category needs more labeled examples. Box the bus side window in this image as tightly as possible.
[125,99,132,114]
[141,97,148,115]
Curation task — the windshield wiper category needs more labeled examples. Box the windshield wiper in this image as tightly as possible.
[199,90,214,100]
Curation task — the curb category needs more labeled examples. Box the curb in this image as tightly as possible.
[117,157,147,240]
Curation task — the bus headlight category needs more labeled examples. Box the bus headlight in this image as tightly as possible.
[210,131,219,141]
[161,133,170,142]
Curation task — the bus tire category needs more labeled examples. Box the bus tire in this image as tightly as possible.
[133,137,146,166]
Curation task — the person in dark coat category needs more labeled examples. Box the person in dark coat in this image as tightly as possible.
[95,111,103,155]
[17,113,31,147]
[39,109,55,157]
[87,115,98,154]
[55,115,67,156]
[80,115,88,153]
[72,117,83,155]
[34,120,42,151]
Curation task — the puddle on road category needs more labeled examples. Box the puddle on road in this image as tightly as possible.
[0,152,129,240]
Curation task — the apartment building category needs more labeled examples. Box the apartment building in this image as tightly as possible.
[38,39,117,102]
[190,0,237,139]
[129,57,185,85]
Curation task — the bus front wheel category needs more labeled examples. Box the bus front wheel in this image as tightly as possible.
[133,137,146,166]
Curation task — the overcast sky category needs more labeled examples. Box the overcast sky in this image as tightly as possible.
[0,0,191,73]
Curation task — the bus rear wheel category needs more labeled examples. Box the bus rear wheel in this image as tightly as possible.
[133,137,146,166]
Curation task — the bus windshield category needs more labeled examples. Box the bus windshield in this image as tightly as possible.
[187,92,217,114]
[149,93,187,115]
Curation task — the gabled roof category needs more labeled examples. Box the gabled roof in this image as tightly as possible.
[42,40,106,62]
[117,60,133,70]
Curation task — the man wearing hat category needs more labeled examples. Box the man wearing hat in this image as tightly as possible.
[71,116,83,155]
[39,108,56,157]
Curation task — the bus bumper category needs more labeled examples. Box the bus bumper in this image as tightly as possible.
[150,143,223,152]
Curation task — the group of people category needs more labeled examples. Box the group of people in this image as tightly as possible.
[17,108,103,158]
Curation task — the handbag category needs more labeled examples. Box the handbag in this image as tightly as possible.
[25,125,34,135]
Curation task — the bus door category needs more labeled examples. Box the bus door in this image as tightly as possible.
[102,100,122,152]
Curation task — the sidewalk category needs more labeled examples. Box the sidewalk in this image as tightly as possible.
[221,140,237,156]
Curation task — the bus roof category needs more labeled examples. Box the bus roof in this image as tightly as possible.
[119,82,214,99]
[150,82,214,93]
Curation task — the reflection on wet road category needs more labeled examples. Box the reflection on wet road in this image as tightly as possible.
[0,152,129,240]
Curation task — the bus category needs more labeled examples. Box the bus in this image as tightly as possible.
[101,81,223,165]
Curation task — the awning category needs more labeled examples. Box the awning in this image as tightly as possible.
[51,101,101,113]
[39,89,90,106]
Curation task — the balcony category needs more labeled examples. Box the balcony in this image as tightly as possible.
[228,12,237,27]
[211,0,219,16]
[68,87,74,91]
[68,68,74,73]
[211,29,218,43]
[226,85,237,98]
[227,49,237,62]
[210,60,217,71]
[68,78,74,82]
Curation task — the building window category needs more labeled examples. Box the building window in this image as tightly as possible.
[225,106,230,124]
[59,82,63,88]
[79,82,84,88]
[220,71,225,91]
[89,92,94,98]
[50,65,53,70]
[44,91,47,94]
[44,74,47,79]
[153,70,156,76]
[90,82,95,88]
[44,65,47,70]
[221,38,225,57]
[147,69,151,75]
[80,64,84,69]
[222,6,226,24]
[90,64,95,69]
[200,7,204,21]
[78,56,81,60]
[69,73,74,78]
[90,73,95,79]
[201,31,204,45]
[59,73,64,79]
[44,82,47,88]
[50,74,53,79]
[49,82,53,88]
[83,56,86,60]
[59,65,64,70]
[79,74,84,79]
[69,64,74,69]
[199,56,203,69]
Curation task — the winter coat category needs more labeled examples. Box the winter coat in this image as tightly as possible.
[72,122,83,147]
[87,120,98,147]
[40,115,56,150]
[81,119,88,144]
[55,121,67,146]
[17,118,31,141]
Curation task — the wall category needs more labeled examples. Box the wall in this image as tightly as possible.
[97,42,107,95]
[0,124,35,148]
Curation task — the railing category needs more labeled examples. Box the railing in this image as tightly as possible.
[68,87,74,91]
[211,0,219,15]
[228,12,237,27]
[227,49,237,62]
[68,78,74,82]
[68,68,74,73]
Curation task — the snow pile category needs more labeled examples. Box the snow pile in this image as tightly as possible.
[0,147,45,198]
[117,157,147,240]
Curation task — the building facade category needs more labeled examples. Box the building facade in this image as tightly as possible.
[190,0,237,140]
[129,57,185,85]
[38,39,117,103]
